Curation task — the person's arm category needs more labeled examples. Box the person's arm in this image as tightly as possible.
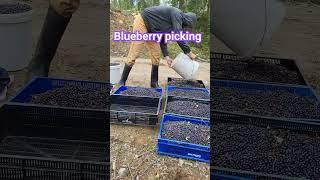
[160,38,169,57]
[177,41,191,54]
[160,38,173,65]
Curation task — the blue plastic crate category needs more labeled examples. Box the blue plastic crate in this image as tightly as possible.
[112,85,162,97]
[156,114,210,163]
[211,79,320,126]
[0,77,109,179]
[164,96,210,121]
[3,77,110,141]
[166,86,210,101]
[10,77,111,103]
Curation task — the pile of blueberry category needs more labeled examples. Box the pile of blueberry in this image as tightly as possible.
[0,3,32,14]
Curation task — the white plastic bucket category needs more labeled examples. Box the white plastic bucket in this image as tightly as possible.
[171,53,199,80]
[110,62,122,84]
[212,0,286,56]
[0,2,33,71]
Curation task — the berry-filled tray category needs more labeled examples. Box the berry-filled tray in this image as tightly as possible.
[211,121,320,179]
[166,86,209,100]
[157,114,210,163]
[211,52,307,86]
[167,77,206,88]
[112,86,162,98]
[3,77,110,141]
[164,96,210,121]
[211,79,320,131]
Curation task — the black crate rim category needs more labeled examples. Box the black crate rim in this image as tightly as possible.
[0,154,108,166]
[211,166,304,180]
[167,77,206,88]
[212,113,320,135]
[4,102,109,113]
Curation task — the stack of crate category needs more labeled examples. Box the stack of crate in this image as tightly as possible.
[0,77,109,180]
[156,77,210,163]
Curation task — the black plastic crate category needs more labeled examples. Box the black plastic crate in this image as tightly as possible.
[211,167,300,180]
[110,95,161,126]
[211,52,307,86]
[2,77,110,141]
[0,109,109,179]
[211,112,320,133]
[0,137,108,180]
[167,77,206,88]
[211,79,320,132]
[0,77,109,179]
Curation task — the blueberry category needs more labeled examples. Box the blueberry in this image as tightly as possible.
[30,85,110,109]
[211,60,302,84]
[212,122,320,178]
[119,87,160,97]
[166,99,210,119]
[168,89,209,99]
[162,121,210,146]
[0,3,32,14]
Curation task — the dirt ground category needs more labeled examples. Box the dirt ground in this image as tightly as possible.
[4,1,320,180]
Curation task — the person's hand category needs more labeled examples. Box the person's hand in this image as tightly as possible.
[165,56,173,66]
[187,52,197,60]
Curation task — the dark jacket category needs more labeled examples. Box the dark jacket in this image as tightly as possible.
[141,6,197,57]
[0,67,10,93]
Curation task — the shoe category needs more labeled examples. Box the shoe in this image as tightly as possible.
[150,65,159,88]
[117,63,132,87]
[26,5,72,82]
